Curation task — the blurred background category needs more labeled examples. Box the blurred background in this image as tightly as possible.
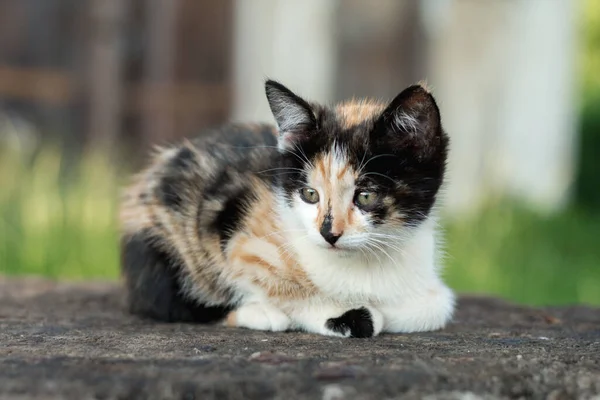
[0,0,598,306]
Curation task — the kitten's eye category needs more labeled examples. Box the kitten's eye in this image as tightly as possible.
[299,187,320,204]
[356,191,378,208]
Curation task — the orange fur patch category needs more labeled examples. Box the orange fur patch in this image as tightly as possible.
[347,204,355,226]
[224,310,237,327]
[224,181,318,301]
[239,254,278,275]
[336,163,350,180]
[309,150,360,237]
[416,79,432,93]
[335,99,386,129]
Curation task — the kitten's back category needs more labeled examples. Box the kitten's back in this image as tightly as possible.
[119,123,279,322]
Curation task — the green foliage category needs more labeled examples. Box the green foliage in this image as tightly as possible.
[580,0,600,91]
[575,92,600,209]
[444,202,600,306]
[575,0,600,209]
[0,144,121,280]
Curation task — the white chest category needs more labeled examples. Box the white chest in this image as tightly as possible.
[291,227,439,305]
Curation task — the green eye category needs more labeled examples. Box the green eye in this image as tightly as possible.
[356,191,378,207]
[300,187,320,204]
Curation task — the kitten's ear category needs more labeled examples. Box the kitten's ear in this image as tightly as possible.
[374,84,444,157]
[265,80,316,151]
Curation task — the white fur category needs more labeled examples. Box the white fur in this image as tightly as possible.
[393,111,420,136]
[270,93,314,152]
[277,131,298,152]
[280,204,455,336]
[233,302,291,332]
[272,100,309,133]
[227,146,455,337]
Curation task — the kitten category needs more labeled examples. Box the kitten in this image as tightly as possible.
[119,80,455,338]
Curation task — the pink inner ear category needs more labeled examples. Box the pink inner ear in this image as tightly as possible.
[278,131,307,151]
[278,131,296,151]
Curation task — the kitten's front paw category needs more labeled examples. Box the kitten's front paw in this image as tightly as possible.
[226,303,291,332]
[326,307,375,338]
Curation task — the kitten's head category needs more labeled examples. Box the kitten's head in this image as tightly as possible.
[265,80,448,255]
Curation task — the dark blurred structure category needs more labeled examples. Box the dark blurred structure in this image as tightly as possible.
[0,0,233,157]
[0,0,582,215]
[0,1,428,158]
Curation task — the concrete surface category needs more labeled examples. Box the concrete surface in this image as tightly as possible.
[0,277,599,400]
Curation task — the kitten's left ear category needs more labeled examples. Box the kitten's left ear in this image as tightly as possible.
[374,84,445,157]
[265,80,316,151]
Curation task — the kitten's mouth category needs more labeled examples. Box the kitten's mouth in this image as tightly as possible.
[316,240,354,254]
[318,242,344,251]
[326,245,352,253]
[328,246,355,258]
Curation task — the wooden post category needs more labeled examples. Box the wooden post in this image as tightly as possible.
[425,0,577,215]
[142,0,179,146]
[334,0,428,101]
[87,0,127,151]
[231,0,339,123]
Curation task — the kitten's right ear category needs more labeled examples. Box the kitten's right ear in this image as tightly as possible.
[265,80,316,151]
[373,83,445,159]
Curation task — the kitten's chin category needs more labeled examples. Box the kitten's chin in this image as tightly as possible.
[331,248,355,259]
[314,243,358,259]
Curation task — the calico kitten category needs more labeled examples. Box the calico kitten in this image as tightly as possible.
[119,80,455,338]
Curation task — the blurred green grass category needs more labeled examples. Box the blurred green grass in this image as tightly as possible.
[1,141,599,306]
[443,203,600,306]
[0,143,121,280]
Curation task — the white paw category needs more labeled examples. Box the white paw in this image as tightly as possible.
[228,303,291,332]
[368,306,384,336]
[382,285,456,333]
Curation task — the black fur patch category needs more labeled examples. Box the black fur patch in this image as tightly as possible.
[157,175,185,210]
[189,124,280,252]
[194,124,278,163]
[168,147,197,171]
[326,307,374,338]
[156,147,200,210]
[121,232,231,323]
[320,213,341,245]
[224,124,278,151]
[212,188,257,248]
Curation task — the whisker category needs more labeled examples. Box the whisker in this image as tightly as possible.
[367,240,399,268]
[256,228,306,241]
[276,234,311,262]
[367,232,406,242]
[362,172,397,184]
[258,167,305,173]
[357,154,398,175]
[293,142,315,170]
[226,145,280,150]
[360,241,382,265]
[357,149,369,177]
[367,237,406,257]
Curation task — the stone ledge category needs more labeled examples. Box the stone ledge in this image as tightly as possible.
[1,277,599,400]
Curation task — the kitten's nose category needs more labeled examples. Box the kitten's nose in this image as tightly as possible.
[321,231,342,245]
[320,216,342,245]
